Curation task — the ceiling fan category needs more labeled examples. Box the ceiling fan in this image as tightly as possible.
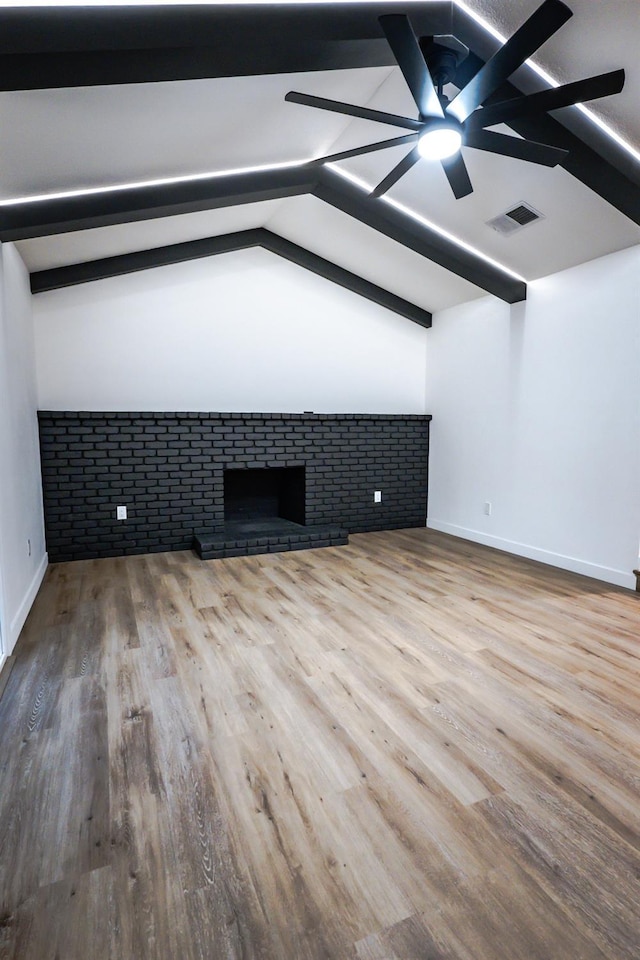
[285,0,625,199]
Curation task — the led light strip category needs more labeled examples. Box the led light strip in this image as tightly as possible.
[0,1,439,5]
[0,160,309,207]
[327,165,526,282]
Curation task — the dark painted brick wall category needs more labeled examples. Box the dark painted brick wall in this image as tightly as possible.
[38,412,431,562]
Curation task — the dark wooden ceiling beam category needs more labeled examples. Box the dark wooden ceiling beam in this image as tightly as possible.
[0,166,317,242]
[0,2,453,54]
[0,3,452,88]
[29,229,266,292]
[314,169,527,304]
[0,42,395,91]
[29,227,433,329]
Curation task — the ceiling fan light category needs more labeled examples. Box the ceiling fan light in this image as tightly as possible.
[418,125,463,160]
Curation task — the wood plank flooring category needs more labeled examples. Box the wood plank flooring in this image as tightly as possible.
[0,529,639,960]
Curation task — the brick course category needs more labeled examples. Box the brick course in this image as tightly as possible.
[38,412,431,562]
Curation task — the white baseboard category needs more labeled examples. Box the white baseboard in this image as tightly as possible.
[7,552,48,653]
[426,520,635,590]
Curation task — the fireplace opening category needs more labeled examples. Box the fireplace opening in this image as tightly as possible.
[224,467,305,528]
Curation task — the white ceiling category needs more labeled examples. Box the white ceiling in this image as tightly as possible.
[1,68,392,197]
[7,0,640,312]
[267,194,483,311]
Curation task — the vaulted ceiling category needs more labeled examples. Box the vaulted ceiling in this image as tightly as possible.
[2,0,639,320]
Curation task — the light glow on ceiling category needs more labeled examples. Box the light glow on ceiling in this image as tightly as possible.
[455,0,640,165]
[0,160,309,207]
[327,164,527,283]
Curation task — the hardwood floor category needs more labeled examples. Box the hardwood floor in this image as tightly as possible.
[0,529,639,960]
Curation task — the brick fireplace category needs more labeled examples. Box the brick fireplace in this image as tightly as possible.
[38,412,431,562]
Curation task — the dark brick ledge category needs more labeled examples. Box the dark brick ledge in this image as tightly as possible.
[39,411,432,421]
[194,524,348,560]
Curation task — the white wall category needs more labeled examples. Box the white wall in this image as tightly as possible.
[33,247,429,414]
[0,243,47,658]
[426,244,640,589]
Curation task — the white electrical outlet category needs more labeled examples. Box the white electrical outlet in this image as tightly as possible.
[116,505,128,520]
[374,491,382,503]
[483,502,492,516]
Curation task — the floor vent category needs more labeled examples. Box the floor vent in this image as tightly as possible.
[487,202,544,235]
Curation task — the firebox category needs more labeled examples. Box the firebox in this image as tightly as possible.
[223,467,305,526]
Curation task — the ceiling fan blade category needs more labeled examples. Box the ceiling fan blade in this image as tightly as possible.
[379,14,443,119]
[313,133,419,166]
[441,152,473,198]
[370,147,421,199]
[465,128,569,166]
[449,0,572,122]
[285,91,423,131]
[466,69,626,129]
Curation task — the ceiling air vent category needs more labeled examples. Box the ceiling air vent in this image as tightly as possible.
[487,202,544,236]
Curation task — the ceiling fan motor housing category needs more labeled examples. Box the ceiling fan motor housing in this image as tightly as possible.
[420,35,470,95]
